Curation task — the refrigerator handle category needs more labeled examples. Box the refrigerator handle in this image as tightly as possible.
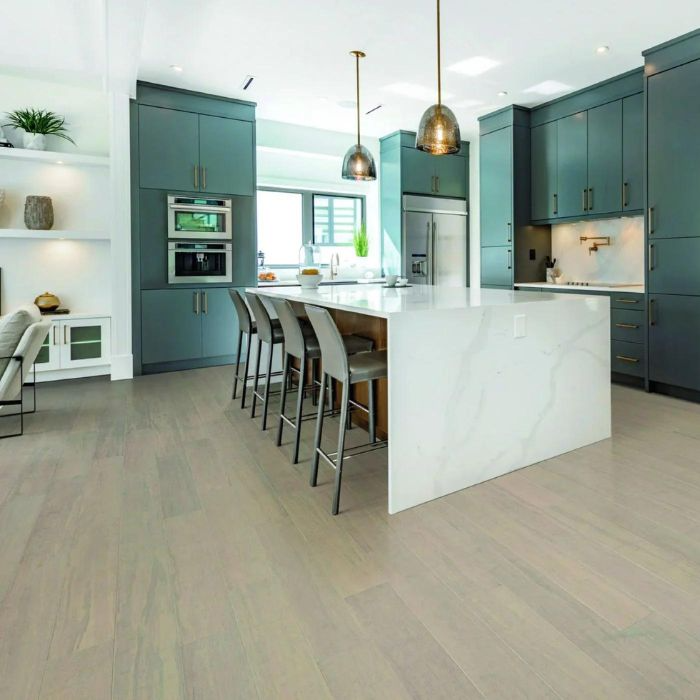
[432,220,437,284]
[425,221,431,283]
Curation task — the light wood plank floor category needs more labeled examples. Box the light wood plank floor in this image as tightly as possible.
[2,367,700,699]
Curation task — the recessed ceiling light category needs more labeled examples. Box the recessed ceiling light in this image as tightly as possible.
[384,82,454,102]
[448,56,500,77]
[365,104,383,115]
[338,99,357,109]
[497,91,508,97]
[523,80,573,96]
[596,45,610,54]
[170,64,183,73]
[55,160,63,165]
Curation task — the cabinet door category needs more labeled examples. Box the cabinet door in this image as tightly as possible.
[141,290,202,365]
[139,106,200,191]
[434,155,467,198]
[59,318,111,369]
[480,127,512,247]
[649,294,700,391]
[401,147,437,196]
[480,246,512,287]
[556,112,588,218]
[622,93,643,212]
[648,237,700,295]
[34,322,61,372]
[201,288,240,358]
[648,59,700,239]
[531,121,558,220]
[199,115,254,196]
[587,100,622,216]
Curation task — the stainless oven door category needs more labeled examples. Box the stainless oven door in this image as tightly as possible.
[168,242,233,284]
[167,195,232,240]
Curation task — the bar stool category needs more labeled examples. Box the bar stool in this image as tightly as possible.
[305,304,388,515]
[228,289,257,409]
[270,297,374,464]
[244,292,285,430]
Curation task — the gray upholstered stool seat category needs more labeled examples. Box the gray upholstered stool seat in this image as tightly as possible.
[347,350,388,383]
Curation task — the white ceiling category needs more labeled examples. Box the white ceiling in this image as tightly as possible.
[2,1,698,141]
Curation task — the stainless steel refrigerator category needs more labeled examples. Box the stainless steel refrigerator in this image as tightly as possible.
[402,195,468,286]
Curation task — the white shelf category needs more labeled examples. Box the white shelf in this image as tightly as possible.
[0,228,109,241]
[0,147,109,168]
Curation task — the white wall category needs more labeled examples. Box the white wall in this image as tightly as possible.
[468,139,480,287]
[256,119,381,279]
[551,216,645,284]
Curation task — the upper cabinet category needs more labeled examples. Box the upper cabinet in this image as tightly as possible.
[556,111,588,218]
[530,121,557,220]
[622,93,643,212]
[400,141,468,198]
[137,91,255,196]
[480,126,513,247]
[587,101,622,216]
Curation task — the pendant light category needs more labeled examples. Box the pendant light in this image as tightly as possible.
[416,0,461,155]
[342,50,377,181]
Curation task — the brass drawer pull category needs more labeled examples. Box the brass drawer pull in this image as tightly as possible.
[615,323,639,329]
[614,298,639,304]
[616,355,639,363]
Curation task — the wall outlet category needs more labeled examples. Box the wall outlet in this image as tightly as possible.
[514,314,527,338]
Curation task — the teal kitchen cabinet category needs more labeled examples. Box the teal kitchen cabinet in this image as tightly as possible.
[556,112,588,218]
[139,106,200,192]
[141,289,203,364]
[433,152,468,198]
[649,294,700,391]
[401,146,467,198]
[199,115,254,196]
[622,93,643,212]
[481,246,512,287]
[530,121,557,220]
[480,126,512,247]
[201,287,239,357]
[648,237,700,296]
[587,100,622,216]
[647,58,700,239]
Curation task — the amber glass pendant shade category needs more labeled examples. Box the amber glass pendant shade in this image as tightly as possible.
[341,50,377,181]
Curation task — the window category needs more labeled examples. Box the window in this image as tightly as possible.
[313,195,363,246]
[256,190,303,266]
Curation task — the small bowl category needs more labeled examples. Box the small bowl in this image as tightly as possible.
[297,273,323,289]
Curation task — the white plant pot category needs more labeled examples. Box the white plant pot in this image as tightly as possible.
[23,132,46,150]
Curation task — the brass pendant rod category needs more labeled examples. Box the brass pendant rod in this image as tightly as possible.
[436,0,442,107]
[355,53,361,145]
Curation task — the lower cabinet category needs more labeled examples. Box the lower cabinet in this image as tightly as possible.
[648,237,700,296]
[35,316,111,380]
[481,246,513,287]
[649,294,700,392]
[141,288,239,367]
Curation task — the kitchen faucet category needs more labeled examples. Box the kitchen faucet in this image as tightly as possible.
[330,253,340,280]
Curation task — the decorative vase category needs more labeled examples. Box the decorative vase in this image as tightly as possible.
[24,196,54,230]
[34,292,61,313]
[23,132,46,150]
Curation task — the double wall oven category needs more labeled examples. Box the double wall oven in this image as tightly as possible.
[167,195,233,284]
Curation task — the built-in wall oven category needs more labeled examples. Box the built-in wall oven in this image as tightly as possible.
[167,195,232,240]
[168,241,233,284]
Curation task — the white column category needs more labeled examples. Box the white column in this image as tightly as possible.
[108,91,133,380]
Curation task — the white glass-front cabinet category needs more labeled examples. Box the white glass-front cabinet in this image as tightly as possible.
[35,315,111,379]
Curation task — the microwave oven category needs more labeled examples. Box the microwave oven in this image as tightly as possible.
[167,195,232,240]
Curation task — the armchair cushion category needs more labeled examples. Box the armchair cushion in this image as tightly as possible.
[0,308,34,377]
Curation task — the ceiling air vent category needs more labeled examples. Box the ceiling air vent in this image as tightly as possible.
[241,75,255,90]
[365,104,383,115]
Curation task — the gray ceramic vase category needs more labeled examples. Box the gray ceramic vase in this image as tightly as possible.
[24,195,54,230]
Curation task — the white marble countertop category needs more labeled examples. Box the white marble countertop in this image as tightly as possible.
[249,284,603,319]
[515,282,644,294]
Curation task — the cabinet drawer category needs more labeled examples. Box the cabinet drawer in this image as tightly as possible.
[611,308,644,343]
[611,339,645,377]
[610,292,643,310]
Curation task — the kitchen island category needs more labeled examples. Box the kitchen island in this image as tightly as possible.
[250,284,611,513]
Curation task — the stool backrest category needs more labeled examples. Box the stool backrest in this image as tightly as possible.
[245,292,275,343]
[270,298,305,359]
[304,304,349,381]
[228,289,253,334]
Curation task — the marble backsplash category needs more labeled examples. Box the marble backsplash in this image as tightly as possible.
[551,216,644,284]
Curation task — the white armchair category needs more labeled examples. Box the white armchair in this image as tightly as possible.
[0,307,51,438]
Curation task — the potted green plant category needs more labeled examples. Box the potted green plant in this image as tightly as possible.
[353,222,369,258]
[3,108,76,151]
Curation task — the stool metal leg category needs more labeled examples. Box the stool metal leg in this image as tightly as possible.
[332,382,350,516]
[240,332,252,409]
[292,354,306,464]
[368,379,376,444]
[310,373,327,487]
[276,353,290,446]
[250,338,263,418]
[261,341,274,431]
[232,330,243,399]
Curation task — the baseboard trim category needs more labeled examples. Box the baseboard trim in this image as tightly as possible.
[36,365,111,383]
[649,381,700,404]
[110,354,134,381]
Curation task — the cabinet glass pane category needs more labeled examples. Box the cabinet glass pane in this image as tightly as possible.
[71,342,102,361]
[35,343,50,364]
[71,326,102,344]
[70,325,102,361]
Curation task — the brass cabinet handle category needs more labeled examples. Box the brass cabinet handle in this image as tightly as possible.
[614,298,639,304]
[202,291,208,315]
[194,165,198,189]
[615,322,639,329]
[615,355,639,363]
[648,243,655,272]
[64,325,68,344]
[622,182,629,208]
[553,192,558,215]
[507,249,512,270]
[202,166,207,190]
[588,187,593,211]
[648,206,655,234]
[193,291,200,315]
[649,298,656,326]
[582,189,587,211]
[435,175,440,192]
[507,222,512,243]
